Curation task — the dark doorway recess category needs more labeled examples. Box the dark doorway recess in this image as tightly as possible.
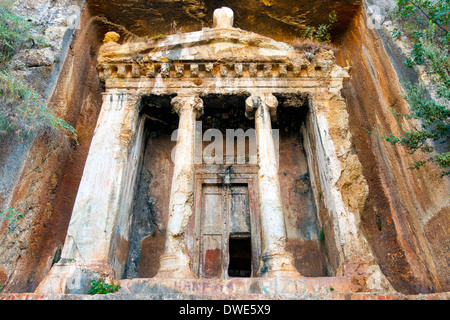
[228,234,252,277]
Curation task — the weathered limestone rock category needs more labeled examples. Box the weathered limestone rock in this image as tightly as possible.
[0,0,87,293]
[85,0,360,42]
[300,90,394,291]
[336,2,450,293]
[0,0,447,300]
[12,48,55,68]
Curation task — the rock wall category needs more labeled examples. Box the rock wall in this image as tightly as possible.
[0,0,84,232]
[0,0,104,292]
[335,2,450,293]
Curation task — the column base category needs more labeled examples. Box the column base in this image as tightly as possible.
[35,261,114,294]
[154,252,197,279]
[257,252,301,278]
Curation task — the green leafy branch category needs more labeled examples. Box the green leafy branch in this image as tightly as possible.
[0,71,77,141]
[303,10,338,43]
[0,206,24,233]
[0,2,77,143]
[88,279,121,295]
[377,0,449,177]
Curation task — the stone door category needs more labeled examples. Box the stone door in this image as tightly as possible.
[196,182,255,279]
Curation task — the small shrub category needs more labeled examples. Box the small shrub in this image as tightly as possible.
[377,0,449,177]
[291,10,338,56]
[0,206,23,233]
[88,279,121,295]
[0,2,77,143]
[0,71,77,142]
[0,1,30,65]
[319,229,325,245]
[302,10,338,43]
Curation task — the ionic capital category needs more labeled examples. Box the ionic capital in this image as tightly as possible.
[171,94,204,119]
[245,93,278,119]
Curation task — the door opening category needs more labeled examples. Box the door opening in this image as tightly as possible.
[228,234,252,277]
[193,165,261,279]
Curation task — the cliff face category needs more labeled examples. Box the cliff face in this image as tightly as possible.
[336,4,450,293]
[0,0,448,295]
[0,0,103,292]
[86,0,361,42]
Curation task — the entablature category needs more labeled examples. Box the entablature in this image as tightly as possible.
[96,12,350,95]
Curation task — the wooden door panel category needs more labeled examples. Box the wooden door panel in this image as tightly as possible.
[200,184,225,278]
[201,234,223,278]
[229,185,250,234]
[202,185,223,234]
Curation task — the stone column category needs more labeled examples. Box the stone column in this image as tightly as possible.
[245,94,300,278]
[35,89,144,293]
[155,94,203,278]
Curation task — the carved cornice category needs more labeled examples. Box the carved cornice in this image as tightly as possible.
[97,58,347,82]
[96,23,350,93]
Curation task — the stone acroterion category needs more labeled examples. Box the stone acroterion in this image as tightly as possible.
[213,7,234,29]
[103,31,120,44]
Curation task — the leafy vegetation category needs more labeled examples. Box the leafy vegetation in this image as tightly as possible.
[291,10,338,57]
[0,1,76,142]
[0,0,34,67]
[319,228,325,246]
[0,71,77,140]
[382,0,449,176]
[0,206,23,233]
[88,279,121,295]
[303,10,338,43]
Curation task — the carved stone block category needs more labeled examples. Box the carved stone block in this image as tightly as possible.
[117,65,126,78]
[279,64,287,77]
[264,64,272,77]
[205,63,214,77]
[175,64,184,78]
[190,64,199,77]
[249,64,257,77]
[161,63,170,78]
[132,64,140,78]
[220,65,228,77]
[235,63,243,77]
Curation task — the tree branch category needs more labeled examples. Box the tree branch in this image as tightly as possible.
[407,0,448,33]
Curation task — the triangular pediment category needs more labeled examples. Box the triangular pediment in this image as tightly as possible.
[96,7,349,92]
[98,27,297,64]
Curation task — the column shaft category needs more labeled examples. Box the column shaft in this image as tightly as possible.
[246,94,300,278]
[155,94,203,278]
